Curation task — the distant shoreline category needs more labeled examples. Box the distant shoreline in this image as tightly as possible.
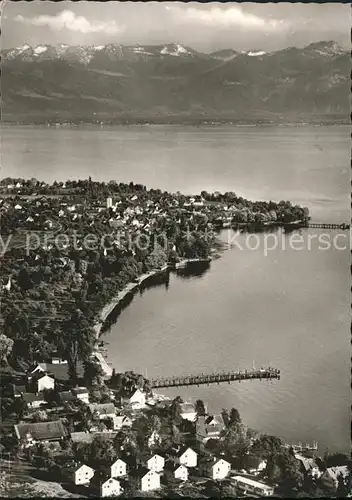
[2,120,349,128]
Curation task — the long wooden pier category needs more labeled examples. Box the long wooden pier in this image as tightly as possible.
[150,367,280,389]
[307,223,349,230]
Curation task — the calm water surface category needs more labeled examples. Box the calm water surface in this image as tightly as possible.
[2,125,350,452]
[2,125,350,222]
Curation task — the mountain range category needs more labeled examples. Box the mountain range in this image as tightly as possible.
[2,41,349,124]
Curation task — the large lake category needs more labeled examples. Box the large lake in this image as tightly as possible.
[2,125,350,452]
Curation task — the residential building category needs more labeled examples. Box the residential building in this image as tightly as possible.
[201,457,231,480]
[248,459,267,475]
[72,387,90,404]
[164,461,188,482]
[70,432,94,445]
[28,362,84,381]
[66,464,94,485]
[32,373,55,392]
[180,402,197,422]
[295,454,321,479]
[22,392,46,409]
[89,403,116,420]
[8,384,27,398]
[169,446,198,468]
[321,465,349,489]
[125,389,146,410]
[110,415,132,431]
[14,420,68,447]
[110,458,127,478]
[196,414,225,442]
[59,391,77,403]
[231,476,274,497]
[92,473,123,497]
[130,467,160,492]
[51,356,67,365]
[142,453,165,473]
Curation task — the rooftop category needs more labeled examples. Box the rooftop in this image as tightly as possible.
[14,419,68,441]
[89,403,116,415]
[232,476,274,491]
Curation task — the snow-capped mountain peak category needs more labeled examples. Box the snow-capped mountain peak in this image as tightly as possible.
[17,43,31,52]
[34,45,48,56]
[160,43,191,56]
[247,50,267,57]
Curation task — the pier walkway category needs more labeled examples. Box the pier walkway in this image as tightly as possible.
[306,223,349,230]
[150,367,280,389]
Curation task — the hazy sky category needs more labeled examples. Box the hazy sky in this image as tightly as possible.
[2,2,350,52]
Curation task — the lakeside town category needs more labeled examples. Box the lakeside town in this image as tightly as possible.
[0,177,351,498]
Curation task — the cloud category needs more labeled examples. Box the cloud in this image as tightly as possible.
[14,10,124,35]
[167,5,287,30]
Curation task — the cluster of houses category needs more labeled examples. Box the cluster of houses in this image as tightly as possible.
[62,445,201,496]
[8,358,277,497]
[0,183,250,249]
[6,355,351,498]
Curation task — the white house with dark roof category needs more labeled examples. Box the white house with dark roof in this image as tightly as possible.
[125,389,146,410]
[170,446,198,468]
[201,457,231,480]
[34,373,55,392]
[111,415,132,431]
[164,462,188,482]
[110,458,127,478]
[65,463,94,485]
[130,467,160,492]
[145,453,165,473]
[92,474,123,497]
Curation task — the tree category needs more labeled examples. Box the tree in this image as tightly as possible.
[336,474,349,497]
[10,397,27,419]
[149,414,162,435]
[229,408,241,426]
[324,452,350,468]
[83,359,104,386]
[170,396,183,426]
[265,456,282,484]
[88,435,117,469]
[0,334,14,365]
[251,434,283,460]
[276,451,304,492]
[60,309,95,384]
[31,410,48,422]
[195,399,206,417]
[221,409,230,427]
